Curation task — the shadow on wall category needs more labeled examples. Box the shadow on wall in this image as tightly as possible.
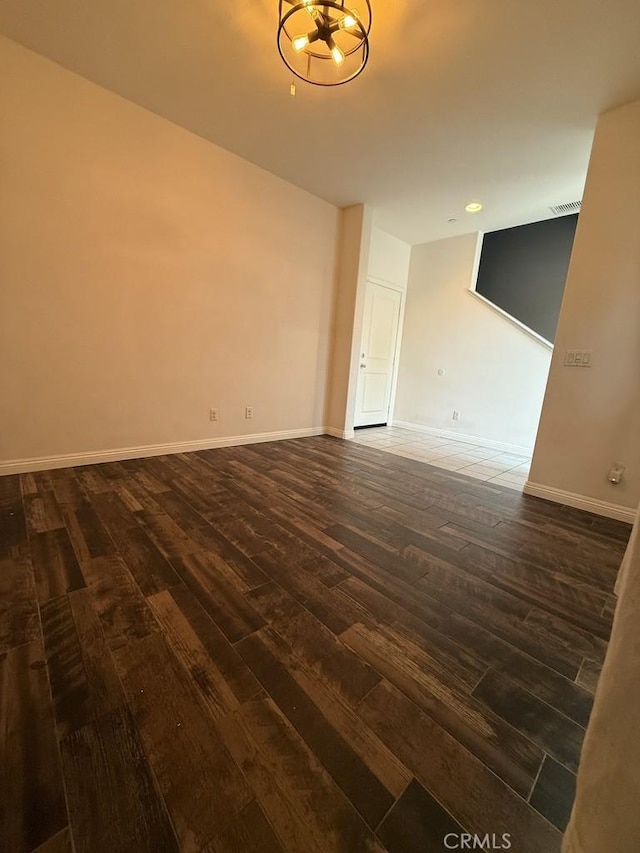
[474,214,578,344]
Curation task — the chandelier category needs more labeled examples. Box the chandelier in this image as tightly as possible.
[277,1,372,87]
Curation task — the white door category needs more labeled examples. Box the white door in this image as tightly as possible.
[354,282,402,428]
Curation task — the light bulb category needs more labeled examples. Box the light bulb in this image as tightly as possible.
[292,34,310,52]
[331,45,345,65]
[304,1,320,19]
[340,13,358,29]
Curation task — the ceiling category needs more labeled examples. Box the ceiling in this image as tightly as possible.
[1,0,640,245]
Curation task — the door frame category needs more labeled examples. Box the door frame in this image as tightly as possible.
[354,275,406,429]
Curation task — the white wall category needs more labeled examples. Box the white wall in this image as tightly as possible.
[0,37,339,471]
[394,232,552,451]
[368,226,411,290]
[325,218,412,436]
[529,99,640,516]
[366,226,411,424]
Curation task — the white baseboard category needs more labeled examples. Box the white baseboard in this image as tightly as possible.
[391,420,532,457]
[325,427,354,440]
[0,427,328,476]
[524,481,636,523]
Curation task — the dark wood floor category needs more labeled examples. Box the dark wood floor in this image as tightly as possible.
[0,436,630,853]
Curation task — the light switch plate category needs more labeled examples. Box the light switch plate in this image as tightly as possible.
[564,350,592,367]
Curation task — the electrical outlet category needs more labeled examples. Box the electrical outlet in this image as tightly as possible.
[245,406,254,419]
[209,408,219,422]
[608,464,625,484]
[453,410,460,421]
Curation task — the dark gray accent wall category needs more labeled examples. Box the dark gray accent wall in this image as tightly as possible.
[475,214,578,342]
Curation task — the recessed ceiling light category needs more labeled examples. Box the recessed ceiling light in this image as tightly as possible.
[465,202,483,213]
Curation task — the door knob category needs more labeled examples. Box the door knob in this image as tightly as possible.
[360,363,366,369]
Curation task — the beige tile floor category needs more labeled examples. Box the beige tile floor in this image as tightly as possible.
[351,426,532,491]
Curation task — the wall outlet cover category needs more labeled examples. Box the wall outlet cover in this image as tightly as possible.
[608,464,625,484]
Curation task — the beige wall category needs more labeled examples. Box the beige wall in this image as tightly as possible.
[394,233,552,450]
[325,205,372,436]
[0,37,339,468]
[529,99,640,513]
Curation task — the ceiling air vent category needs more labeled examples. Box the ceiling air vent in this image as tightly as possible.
[549,200,582,215]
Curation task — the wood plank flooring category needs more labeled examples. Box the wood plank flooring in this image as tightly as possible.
[0,436,630,852]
